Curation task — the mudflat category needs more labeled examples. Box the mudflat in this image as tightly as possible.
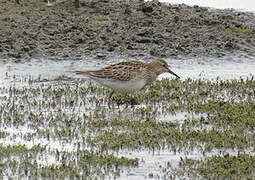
[0,0,255,61]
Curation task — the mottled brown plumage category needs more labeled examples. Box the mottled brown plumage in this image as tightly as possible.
[73,59,180,93]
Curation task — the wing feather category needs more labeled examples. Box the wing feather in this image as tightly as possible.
[73,61,146,81]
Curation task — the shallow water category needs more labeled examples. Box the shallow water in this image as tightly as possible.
[1,56,254,87]
[0,56,254,179]
[118,147,255,180]
[162,56,255,80]
[156,0,255,12]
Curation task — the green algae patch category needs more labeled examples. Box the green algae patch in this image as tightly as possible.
[89,118,177,130]
[82,153,138,167]
[40,164,81,179]
[39,152,138,179]
[89,125,250,151]
[179,154,255,179]
[0,144,45,156]
[191,100,255,129]
[0,75,255,178]
[224,26,254,35]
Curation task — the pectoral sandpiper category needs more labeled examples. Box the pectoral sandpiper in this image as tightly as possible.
[72,59,180,94]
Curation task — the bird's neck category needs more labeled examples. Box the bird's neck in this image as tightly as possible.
[147,63,161,76]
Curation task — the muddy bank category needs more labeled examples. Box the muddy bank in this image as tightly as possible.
[0,0,255,61]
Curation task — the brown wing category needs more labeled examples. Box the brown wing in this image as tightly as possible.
[85,61,146,81]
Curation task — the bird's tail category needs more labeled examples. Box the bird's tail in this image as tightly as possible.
[68,70,89,75]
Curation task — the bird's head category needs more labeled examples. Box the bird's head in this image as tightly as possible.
[149,59,180,78]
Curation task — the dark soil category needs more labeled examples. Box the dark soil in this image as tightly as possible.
[1,0,255,61]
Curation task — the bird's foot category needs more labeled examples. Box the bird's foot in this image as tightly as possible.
[108,92,139,106]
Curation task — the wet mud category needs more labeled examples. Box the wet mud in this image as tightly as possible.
[1,0,255,61]
[1,0,255,179]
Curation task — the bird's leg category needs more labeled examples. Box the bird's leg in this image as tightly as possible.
[129,93,139,106]
[130,98,139,106]
[109,91,114,99]
[108,91,139,106]
[107,90,115,108]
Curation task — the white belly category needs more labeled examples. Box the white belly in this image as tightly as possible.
[93,78,146,93]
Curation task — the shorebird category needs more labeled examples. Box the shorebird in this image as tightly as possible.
[73,59,180,94]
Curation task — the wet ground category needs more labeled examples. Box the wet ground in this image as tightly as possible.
[160,0,255,12]
[1,56,254,86]
[1,0,255,179]
[0,56,255,179]
[1,0,255,61]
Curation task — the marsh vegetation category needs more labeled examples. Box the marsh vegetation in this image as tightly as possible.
[0,64,254,179]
